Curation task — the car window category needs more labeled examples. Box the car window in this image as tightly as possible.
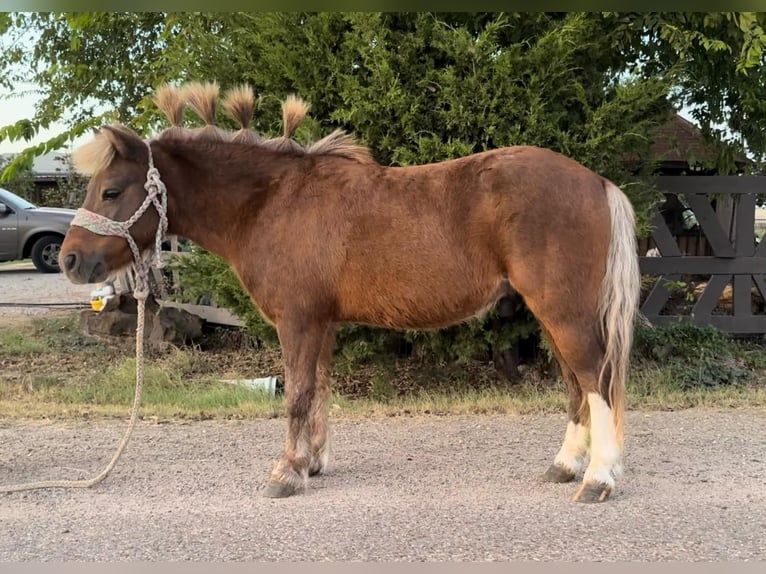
[0,188,37,209]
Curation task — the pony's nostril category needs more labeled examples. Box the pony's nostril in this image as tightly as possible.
[63,253,78,273]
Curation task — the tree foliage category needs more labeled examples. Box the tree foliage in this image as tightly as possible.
[608,12,766,171]
[2,12,765,368]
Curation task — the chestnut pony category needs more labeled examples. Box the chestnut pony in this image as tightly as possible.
[60,82,639,503]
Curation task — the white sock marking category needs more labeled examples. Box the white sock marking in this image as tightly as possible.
[553,421,589,473]
[583,392,621,487]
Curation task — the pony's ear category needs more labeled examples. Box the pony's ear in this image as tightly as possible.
[100,125,146,163]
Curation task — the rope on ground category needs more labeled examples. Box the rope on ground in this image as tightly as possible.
[0,296,147,493]
[0,139,166,495]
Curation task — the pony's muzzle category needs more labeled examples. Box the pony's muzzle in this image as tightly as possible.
[62,253,77,274]
[60,249,107,284]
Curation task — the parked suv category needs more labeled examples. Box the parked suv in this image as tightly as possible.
[0,187,76,273]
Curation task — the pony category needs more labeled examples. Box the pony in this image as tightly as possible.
[60,81,640,503]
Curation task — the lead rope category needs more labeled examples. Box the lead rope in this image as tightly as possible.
[0,141,168,494]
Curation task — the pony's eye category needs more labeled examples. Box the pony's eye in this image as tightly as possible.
[102,188,122,200]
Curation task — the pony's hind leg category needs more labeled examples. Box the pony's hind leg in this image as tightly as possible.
[541,328,590,483]
[309,326,335,477]
[264,319,331,498]
[574,388,623,503]
[532,317,622,503]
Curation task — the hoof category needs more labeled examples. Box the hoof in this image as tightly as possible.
[263,480,301,499]
[308,466,323,477]
[542,464,577,483]
[573,482,612,503]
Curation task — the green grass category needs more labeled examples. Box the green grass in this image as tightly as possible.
[2,353,764,421]
[0,313,765,421]
[0,329,49,354]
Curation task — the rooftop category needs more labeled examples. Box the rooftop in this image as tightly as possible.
[648,113,750,168]
[0,151,72,180]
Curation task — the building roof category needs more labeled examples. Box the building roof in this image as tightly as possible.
[648,113,749,167]
[0,151,71,181]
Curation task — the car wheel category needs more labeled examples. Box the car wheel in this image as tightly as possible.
[31,235,63,273]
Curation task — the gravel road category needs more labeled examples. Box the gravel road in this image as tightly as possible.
[1,410,765,561]
[0,262,93,318]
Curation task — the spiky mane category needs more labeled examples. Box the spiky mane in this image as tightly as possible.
[71,82,376,174]
[257,94,313,154]
[154,83,186,127]
[183,81,228,141]
[160,81,373,162]
[281,94,310,139]
[184,81,219,125]
[153,83,187,140]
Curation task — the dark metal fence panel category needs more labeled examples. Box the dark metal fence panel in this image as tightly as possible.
[638,176,766,334]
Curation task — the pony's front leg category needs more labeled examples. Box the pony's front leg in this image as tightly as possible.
[309,326,335,477]
[264,319,331,498]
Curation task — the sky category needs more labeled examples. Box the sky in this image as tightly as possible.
[0,90,83,155]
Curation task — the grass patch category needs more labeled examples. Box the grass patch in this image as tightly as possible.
[0,314,113,355]
[2,355,284,420]
[0,329,48,354]
[2,355,764,421]
[0,313,765,421]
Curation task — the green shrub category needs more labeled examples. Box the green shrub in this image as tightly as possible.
[633,320,734,362]
[633,321,753,389]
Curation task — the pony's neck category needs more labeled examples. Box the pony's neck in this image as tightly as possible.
[151,139,296,260]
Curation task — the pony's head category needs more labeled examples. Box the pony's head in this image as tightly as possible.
[60,125,163,284]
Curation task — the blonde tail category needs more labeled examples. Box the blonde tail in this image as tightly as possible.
[598,180,641,450]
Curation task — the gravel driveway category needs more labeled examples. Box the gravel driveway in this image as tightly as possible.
[1,410,765,561]
[0,262,93,318]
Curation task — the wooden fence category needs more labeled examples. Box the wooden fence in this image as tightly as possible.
[638,176,766,334]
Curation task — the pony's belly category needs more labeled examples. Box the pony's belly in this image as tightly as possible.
[338,277,510,330]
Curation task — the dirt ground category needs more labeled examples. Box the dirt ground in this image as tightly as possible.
[1,411,765,561]
[2,265,766,561]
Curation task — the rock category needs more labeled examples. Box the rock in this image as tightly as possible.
[79,293,204,345]
[149,305,203,345]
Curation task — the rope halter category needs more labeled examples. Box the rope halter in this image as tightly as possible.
[70,141,169,300]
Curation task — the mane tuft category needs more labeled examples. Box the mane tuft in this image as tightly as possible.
[281,94,310,139]
[257,94,311,153]
[223,84,263,145]
[183,81,228,141]
[71,124,142,175]
[154,83,186,127]
[153,83,188,140]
